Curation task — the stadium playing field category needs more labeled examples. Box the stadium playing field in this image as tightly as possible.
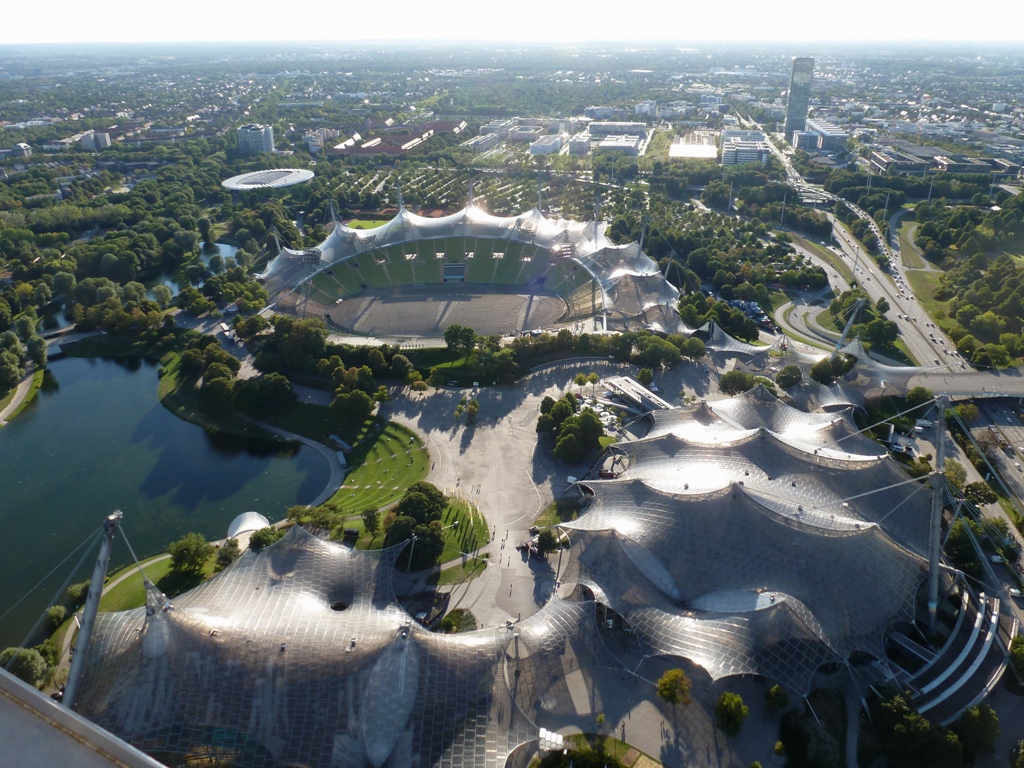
[325,283,566,337]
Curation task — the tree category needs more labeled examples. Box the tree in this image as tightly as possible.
[443,324,476,355]
[587,372,600,396]
[167,532,214,574]
[27,336,47,368]
[950,704,998,765]
[249,526,285,550]
[637,368,654,386]
[715,692,749,736]
[775,364,802,389]
[389,353,414,381]
[809,357,835,384]
[45,605,67,634]
[574,372,588,395]
[964,482,997,506]
[765,684,790,710]
[330,389,374,430]
[216,538,241,571]
[944,459,967,491]
[0,647,47,688]
[1012,740,1024,768]
[719,369,756,395]
[362,508,381,539]
[554,432,585,464]
[65,581,90,609]
[536,529,559,557]
[906,386,934,411]
[656,668,692,707]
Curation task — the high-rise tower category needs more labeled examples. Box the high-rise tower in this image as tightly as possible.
[784,57,814,142]
[237,124,276,155]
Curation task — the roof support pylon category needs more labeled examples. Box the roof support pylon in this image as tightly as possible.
[927,395,948,634]
[64,511,122,710]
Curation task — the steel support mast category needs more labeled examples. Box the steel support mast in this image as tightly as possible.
[63,510,122,710]
[928,396,948,634]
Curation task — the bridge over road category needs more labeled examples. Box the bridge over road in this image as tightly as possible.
[909,368,1024,400]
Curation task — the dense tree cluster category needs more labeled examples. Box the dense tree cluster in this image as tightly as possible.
[718,370,776,396]
[382,482,448,570]
[536,392,605,465]
[871,692,999,768]
[932,249,1024,367]
[828,289,900,351]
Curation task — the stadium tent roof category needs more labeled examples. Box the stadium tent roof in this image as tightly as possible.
[75,526,617,768]
[559,385,937,693]
[259,203,680,330]
[222,169,314,191]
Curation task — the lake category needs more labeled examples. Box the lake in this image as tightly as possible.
[0,355,329,647]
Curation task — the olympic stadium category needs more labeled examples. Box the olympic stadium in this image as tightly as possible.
[259,202,682,338]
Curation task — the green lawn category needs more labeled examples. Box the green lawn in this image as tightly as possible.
[437,499,490,564]
[98,552,219,612]
[344,219,387,229]
[905,268,946,325]
[535,497,581,529]
[433,555,489,586]
[98,557,173,612]
[898,220,927,270]
[328,420,430,512]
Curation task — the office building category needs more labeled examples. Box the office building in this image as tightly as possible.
[784,58,814,142]
[236,124,276,155]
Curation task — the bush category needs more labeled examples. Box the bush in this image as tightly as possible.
[775,364,802,389]
[440,608,477,633]
[765,684,790,710]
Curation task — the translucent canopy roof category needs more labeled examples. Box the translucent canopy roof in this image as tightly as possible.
[562,386,935,693]
[75,527,618,768]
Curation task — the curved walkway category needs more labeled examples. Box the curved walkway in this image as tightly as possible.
[0,363,37,426]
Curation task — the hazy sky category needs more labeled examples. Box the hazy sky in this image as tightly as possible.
[3,0,1023,45]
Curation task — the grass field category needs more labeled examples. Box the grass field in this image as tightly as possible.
[328,420,430,511]
[905,268,946,326]
[898,220,928,270]
[98,552,218,612]
[345,219,387,229]
[98,556,174,612]
[433,555,488,586]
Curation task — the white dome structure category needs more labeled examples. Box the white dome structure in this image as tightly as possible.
[227,511,270,540]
